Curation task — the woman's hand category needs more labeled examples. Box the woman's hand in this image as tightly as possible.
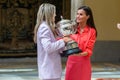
[62,36,72,43]
[73,52,88,56]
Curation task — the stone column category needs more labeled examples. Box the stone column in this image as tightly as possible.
[71,0,84,20]
[0,5,1,26]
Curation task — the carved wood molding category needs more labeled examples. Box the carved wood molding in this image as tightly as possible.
[0,0,38,8]
[0,0,39,50]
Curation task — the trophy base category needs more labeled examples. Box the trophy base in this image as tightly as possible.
[61,47,82,57]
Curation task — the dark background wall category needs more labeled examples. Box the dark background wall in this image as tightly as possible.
[0,0,71,58]
[91,41,120,62]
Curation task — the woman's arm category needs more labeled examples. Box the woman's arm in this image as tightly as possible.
[38,25,66,54]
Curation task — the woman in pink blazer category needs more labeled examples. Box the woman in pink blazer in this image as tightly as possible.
[33,3,71,80]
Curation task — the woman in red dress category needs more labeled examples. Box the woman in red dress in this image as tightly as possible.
[65,5,97,80]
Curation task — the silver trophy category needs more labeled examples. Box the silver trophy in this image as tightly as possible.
[56,17,82,57]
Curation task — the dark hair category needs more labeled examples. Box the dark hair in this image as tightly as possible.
[78,5,97,36]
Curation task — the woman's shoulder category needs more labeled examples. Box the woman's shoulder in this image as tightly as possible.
[40,22,48,27]
[89,27,97,37]
[87,25,95,31]
[91,27,95,31]
[37,22,49,33]
[90,27,96,33]
[39,22,49,30]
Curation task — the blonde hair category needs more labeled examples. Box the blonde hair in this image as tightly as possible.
[33,3,56,43]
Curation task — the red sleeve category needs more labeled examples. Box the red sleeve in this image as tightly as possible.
[70,34,78,42]
[85,29,96,57]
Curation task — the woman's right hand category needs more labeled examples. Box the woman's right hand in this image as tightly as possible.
[62,36,72,43]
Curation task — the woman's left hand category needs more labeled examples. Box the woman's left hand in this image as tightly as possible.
[73,52,88,56]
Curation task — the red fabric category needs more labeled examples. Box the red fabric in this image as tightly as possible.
[65,56,91,80]
[56,37,62,40]
[65,26,96,80]
[70,26,96,57]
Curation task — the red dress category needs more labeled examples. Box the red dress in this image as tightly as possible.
[65,26,96,80]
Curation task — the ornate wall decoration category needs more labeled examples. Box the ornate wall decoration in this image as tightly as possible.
[0,0,38,8]
[0,0,70,57]
[0,0,38,50]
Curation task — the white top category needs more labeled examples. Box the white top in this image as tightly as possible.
[37,22,65,79]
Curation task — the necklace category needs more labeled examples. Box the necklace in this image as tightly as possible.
[80,28,84,34]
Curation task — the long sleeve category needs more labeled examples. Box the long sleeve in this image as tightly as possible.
[38,24,65,54]
[84,28,96,57]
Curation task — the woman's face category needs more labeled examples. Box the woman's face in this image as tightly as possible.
[76,9,89,24]
[53,11,56,22]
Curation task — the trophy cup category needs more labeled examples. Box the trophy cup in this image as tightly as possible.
[56,17,82,57]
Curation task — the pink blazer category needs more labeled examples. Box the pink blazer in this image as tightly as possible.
[37,22,65,79]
